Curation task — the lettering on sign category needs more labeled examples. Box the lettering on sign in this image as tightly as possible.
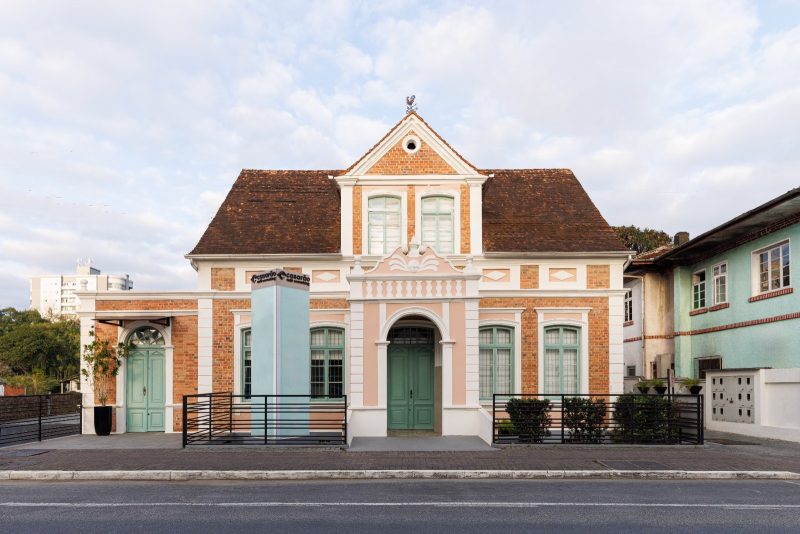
[251,269,310,289]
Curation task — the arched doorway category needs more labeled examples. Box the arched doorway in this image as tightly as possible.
[125,326,166,432]
[386,317,439,432]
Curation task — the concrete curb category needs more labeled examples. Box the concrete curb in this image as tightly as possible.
[1,469,799,481]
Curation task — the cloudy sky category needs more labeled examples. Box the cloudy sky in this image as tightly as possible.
[1,0,799,309]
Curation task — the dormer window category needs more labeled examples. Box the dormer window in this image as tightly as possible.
[368,196,402,255]
[421,195,454,254]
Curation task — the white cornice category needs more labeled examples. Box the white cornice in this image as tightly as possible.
[480,289,629,297]
[484,251,632,259]
[185,253,343,261]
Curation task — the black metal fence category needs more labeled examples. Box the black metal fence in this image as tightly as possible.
[182,393,347,447]
[0,393,82,447]
[492,393,703,445]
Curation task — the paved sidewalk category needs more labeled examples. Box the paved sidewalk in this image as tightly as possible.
[0,431,799,473]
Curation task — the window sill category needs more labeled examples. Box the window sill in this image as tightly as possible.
[748,287,793,303]
[708,302,730,312]
[623,320,634,327]
[689,307,708,316]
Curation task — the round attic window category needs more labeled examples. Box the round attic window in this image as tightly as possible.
[403,135,421,154]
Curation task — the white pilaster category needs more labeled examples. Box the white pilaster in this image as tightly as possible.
[441,340,455,406]
[608,293,625,394]
[349,301,364,407]
[197,298,213,393]
[339,180,355,257]
[464,299,480,405]
[468,179,483,256]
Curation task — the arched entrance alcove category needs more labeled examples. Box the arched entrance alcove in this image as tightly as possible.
[386,315,442,434]
[125,325,166,432]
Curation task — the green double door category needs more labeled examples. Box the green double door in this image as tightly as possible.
[126,348,166,432]
[388,345,434,430]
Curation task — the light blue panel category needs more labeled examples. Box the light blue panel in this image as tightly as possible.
[250,271,310,439]
[251,285,276,397]
[673,225,800,376]
[278,286,310,395]
[251,284,276,437]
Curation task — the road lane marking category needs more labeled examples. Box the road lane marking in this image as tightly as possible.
[1,502,799,509]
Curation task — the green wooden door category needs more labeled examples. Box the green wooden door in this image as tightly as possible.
[387,345,434,430]
[126,348,165,432]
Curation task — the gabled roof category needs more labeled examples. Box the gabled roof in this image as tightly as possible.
[481,169,628,253]
[189,168,627,256]
[189,170,341,256]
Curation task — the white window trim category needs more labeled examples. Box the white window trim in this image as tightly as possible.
[692,268,707,309]
[535,308,590,395]
[415,187,460,256]
[712,261,728,305]
[309,321,349,399]
[361,190,408,257]
[750,238,791,295]
[624,289,633,322]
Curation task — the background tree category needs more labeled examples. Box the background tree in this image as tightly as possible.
[0,308,80,393]
[613,225,673,255]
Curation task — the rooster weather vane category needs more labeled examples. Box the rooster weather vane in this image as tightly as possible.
[405,95,417,114]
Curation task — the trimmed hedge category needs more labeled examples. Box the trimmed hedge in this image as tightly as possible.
[612,394,680,444]
[506,398,551,443]
[563,397,606,443]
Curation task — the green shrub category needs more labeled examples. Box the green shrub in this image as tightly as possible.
[612,394,680,443]
[506,398,551,443]
[563,397,607,443]
[496,419,516,437]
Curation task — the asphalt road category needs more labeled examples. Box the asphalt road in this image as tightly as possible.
[1,479,799,533]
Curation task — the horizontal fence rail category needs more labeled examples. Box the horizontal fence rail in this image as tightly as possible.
[0,393,82,447]
[493,393,703,445]
[183,393,347,447]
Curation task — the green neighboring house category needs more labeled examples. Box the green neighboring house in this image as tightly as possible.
[655,188,800,378]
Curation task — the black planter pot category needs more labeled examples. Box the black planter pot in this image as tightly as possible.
[654,386,668,395]
[636,386,650,394]
[94,406,113,436]
[689,385,703,395]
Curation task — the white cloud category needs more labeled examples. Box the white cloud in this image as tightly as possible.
[1,0,799,308]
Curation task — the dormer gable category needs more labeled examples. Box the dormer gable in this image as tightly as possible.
[344,112,480,177]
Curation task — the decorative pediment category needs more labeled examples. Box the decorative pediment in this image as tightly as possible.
[348,240,481,300]
[343,112,480,177]
[360,243,469,277]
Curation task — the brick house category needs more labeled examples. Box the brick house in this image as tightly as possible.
[77,112,630,440]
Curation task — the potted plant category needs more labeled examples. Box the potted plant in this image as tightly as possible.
[81,331,130,436]
[635,380,651,394]
[651,378,668,395]
[683,377,703,395]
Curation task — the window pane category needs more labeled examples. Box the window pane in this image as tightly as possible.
[496,348,512,394]
[544,349,560,393]
[243,330,251,347]
[479,329,493,345]
[422,197,436,211]
[479,348,493,399]
[544,329,560,345]
[562,349,579,394]
[385,196,400,210]
[496,328,511,345]
[328,330,343,346]
[562,329,578,345]
[368,196,385,209]
[310,330,325,347]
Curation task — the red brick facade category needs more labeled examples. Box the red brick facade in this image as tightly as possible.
[520,265,539,289]
[212,299,250,393]
[587,265,610,289]
[365,131,457,175]
[480,297,610,394]
[211,268,235,291]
